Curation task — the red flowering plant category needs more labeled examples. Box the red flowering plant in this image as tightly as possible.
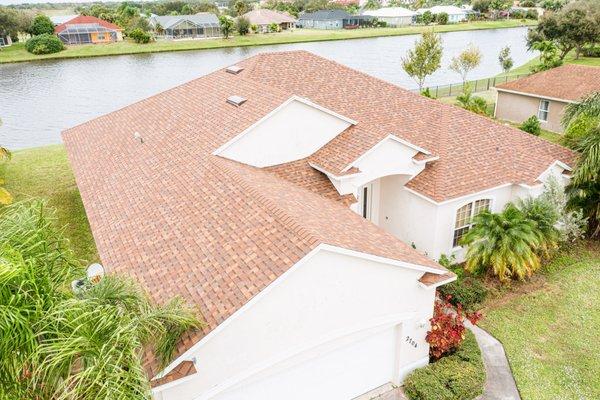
[426,294,482,360]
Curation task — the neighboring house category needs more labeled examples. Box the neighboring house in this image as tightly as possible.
[0,34,12,47]
[150,13,221,39]
[241,9,297,32]
[54,16,123,45]
[63,51,574,400]
[495,64,600,133]
[417,5,468,22]
[49,14,79,26]
[297,10,366,29]
[362,7,416,26]
[360,0,415,6]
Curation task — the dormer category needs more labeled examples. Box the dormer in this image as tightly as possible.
[213,96,356,168]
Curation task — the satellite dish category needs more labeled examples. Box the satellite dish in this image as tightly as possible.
[86,263,105,284]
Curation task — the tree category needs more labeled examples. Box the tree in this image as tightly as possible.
[421,10,433,25]
[449,44,482,84]
[530,40,563,72]
[233,0,248,16]
[29,14,54,36]
[155,22,165,36]
[517,197,560,257]
[527,1,600,60]
[219,15,234,39]
[436,12,449,25]
[462,205,542,282]
[25,34,65,55]
[401,31,443,92]
[364,0,381,10]
[568,129,600,237]
[498,45,513,74]
[471,0,491,13]
[0,201,200,399]
[236,17,250,35]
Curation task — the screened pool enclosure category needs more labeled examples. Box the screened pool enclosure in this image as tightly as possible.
[150,13,221,40]
[57,24,118,45]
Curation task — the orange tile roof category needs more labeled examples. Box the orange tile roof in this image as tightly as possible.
[55,15,122,33]
[496,64,600,102]
[63,51,449,377]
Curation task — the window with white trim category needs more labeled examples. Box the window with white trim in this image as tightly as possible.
[453,199,491,247]
[538,99,550,122]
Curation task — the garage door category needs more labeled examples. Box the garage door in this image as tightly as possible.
[216,327,398,400]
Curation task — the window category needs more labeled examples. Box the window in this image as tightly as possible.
[97,33,105,40]
[452,199,491,247]
[360,184,373,220]
[538,99,550,122]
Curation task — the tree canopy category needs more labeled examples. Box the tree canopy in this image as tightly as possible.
[401,31,443,91]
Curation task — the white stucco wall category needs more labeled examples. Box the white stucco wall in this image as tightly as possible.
[153,247,436,400]
[218,98,352,167]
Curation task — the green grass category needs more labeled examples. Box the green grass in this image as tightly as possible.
[479,242,600,400]
[0,145,98,264]
[499,53,600,76]
[0,20,536,64]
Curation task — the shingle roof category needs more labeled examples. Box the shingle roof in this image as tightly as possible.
[234,51,575,202]
[150,12,219,29]
[363,7,417,17]
[63,51,448,377]
[299,9,354,20]
[495,64,600,102]
[241,9,297,25]
[54,15,121,33]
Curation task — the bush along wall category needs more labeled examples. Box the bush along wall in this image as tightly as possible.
[403,331,485,400]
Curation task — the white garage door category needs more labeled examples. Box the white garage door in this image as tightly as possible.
[216,327,398,400]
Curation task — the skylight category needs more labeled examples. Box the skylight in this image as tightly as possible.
[226,65,244,75]
[227,95,247,107]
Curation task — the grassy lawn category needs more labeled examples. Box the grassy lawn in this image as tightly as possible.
[0,20,536,64]
[0,145,98,264]
[499,53,600,76]
[479,242,600,400]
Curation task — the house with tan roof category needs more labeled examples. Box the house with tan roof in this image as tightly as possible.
[494,64,600,133]
[63,51,574,400]
[241,9,297,33]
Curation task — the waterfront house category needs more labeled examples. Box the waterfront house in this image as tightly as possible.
[240,9,297,32]
[417,5,468,22]
[55,15,123,45]
[362,7,416,27]
[297,9,365,29]
[150,13,221,40]
[63,51,573,400]
[495,64,600,133]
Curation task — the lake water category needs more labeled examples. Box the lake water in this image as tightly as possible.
[0,26,535,149]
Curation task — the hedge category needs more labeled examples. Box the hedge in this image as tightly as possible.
[404,331,485,400]
[25,34,65,55]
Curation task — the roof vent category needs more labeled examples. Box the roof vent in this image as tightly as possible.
[227,95,247,107]
[226,65,244,75]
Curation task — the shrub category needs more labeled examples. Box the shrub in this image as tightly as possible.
[438,277,488,313]
[525,9,538,19]
[128,28,152,44]
[404,331,485,400]
[436,12,449,25]
[521,0,535,6]
[236,17,250,35]
[268,22,279,32]
[29,14,54,36]
[25,34,64,55]
[250,23,258,33]
[421,11,433,25]
[426,296,481,360]
[520,115,541,135]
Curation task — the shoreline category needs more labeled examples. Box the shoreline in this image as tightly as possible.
[0,20,536,65]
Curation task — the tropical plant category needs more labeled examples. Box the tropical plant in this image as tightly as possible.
[530,40,563,72]
[449,44,482,84]
[268,22,279,33]
[128,28,152,44]
[517,197,560,257]
[520,115,541,135]
[233,0,248,16]
[401,31,443,91]
[421,10,433,25]
[561,113,600,149]
[462,204,542,281]
[568,128,600,237]
[154,22,164,36]
[498,46,513,74]
[562,92,600,128]
[363,0,381,10]
[29,14,54,36]
[456,86,489,115]
[436,12,449,25]
[219,15,234,39]
[0,200,200,399]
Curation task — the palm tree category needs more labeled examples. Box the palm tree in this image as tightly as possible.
[562,92,600,129]
[0,201,200,399]
[568,128,600,237]
[517,197,560,257]
[461,205,542,282]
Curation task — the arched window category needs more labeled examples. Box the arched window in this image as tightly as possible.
[453,199,491,247]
